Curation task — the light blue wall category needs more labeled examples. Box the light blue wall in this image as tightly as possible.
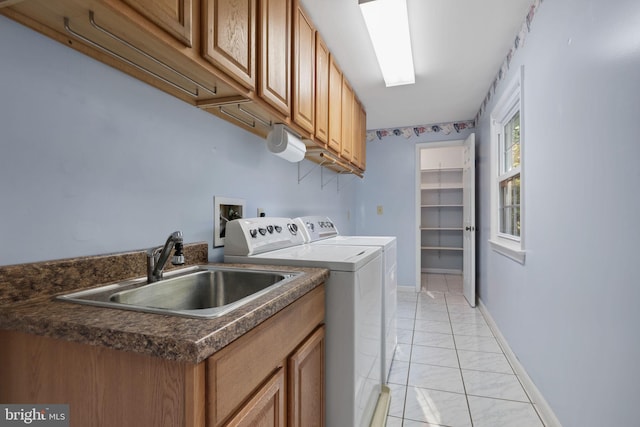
[354,129,472,286]
[0,16,356,266]
[475,0,640,425]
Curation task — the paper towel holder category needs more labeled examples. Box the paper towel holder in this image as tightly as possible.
[266,124,307,163]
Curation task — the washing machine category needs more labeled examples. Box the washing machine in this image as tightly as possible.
[224,217,383,427]
[294,216,397,385]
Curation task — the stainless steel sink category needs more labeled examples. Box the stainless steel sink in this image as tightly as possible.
[57,265,301,318]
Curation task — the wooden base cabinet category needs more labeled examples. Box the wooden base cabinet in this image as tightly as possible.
[0,330,205,427]
[289,326,324,427]
[0,285,325,427]
[207,285,325,426]
[225,368,286,427]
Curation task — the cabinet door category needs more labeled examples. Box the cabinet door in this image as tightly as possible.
[292,1,315,134]
[327,56,342,154]
[226,368,285,427]
[351,97,361,168]
[123,0,193,47]
[359,104,367,170]
[314,34,329,145]
[259,0,291,115]
[340,80,353,161]
[289,327,325,427]
[352,99,367,170]
[202,0,257,90]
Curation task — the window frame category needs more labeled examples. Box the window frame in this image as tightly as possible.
[489,66,526,264]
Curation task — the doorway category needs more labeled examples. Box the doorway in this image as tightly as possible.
[415,134,476,306]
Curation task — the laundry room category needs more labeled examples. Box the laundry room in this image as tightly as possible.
[0,0,638,426]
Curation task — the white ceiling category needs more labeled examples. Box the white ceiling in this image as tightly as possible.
[299,0,533,130]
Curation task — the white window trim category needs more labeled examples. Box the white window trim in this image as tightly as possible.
[489,65,525,264]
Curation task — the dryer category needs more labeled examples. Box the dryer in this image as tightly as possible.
[294,216,397,384]
[224,217,383,427]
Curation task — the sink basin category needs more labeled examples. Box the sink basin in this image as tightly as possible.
[57,265,301,318]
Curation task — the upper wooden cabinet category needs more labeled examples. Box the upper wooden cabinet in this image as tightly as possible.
[292,0,315,135]
[202,0,291,115]
[259,0,291,115]
[327,55,342,154]
[351,97,362,168]
[314,33,329,146]
[2,0,241,104]
[202,0,257,91]
[1,0,366,173]
[350,97,366,170]
[358,102,367,170]
[122,0,193,47]
[340,79,353,161]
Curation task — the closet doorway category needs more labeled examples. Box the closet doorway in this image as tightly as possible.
[415,134,476,306]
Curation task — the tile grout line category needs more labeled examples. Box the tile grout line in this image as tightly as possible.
[398,275,547,427]
[401,291,419,422]
[444,282,475,427]
[476,302,549,427]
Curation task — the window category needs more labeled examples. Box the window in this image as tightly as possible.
[499,111,521,237]
[490,66,525,263]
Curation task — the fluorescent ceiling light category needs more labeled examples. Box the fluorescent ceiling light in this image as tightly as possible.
[359,0,415,87]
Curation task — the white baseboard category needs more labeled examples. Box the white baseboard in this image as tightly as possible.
[421,268,463,275]
[478,299,562,427]
[397,285,417,293]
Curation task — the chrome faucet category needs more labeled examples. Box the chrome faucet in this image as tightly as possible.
[147,231,185,283]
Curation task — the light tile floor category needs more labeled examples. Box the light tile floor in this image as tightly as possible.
[386,274,546,427]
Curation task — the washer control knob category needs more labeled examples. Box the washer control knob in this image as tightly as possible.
[288,223,298,234]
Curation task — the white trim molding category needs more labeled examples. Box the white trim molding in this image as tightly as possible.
[478,299,562,427]
[489,65,526,264]
[489,239,526,264]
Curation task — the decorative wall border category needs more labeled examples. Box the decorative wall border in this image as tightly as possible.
[365,0,544,143]
[366,120,475,142]
[474,0,543,124]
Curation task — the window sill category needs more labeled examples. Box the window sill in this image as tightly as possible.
[489,239,526,264]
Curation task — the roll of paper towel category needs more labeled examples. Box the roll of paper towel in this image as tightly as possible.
[266,124,306,162]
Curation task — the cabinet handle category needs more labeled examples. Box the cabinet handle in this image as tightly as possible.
[64,12,217,98]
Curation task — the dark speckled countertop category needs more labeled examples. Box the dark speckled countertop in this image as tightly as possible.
[0,243,328,364]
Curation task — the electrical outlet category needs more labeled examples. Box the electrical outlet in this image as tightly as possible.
[377,205,383,215]
[257,208,265,217]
